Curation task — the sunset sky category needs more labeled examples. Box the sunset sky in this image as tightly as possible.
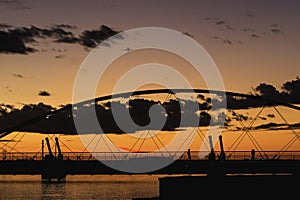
[0,0,299,153]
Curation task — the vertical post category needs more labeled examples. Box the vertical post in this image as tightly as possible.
[208,135,216,161]
[42,139,44,160]
[55,137,63,160]
[208,135,214,151]
[218,135,226,161]
[251,149,255,160]
[45,137,53,158]
[54,141,57,158]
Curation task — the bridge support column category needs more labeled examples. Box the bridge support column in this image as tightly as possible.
[41,137,67,182]
[41,158,67,182]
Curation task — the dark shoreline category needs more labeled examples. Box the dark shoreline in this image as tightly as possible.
[134,174,300,199]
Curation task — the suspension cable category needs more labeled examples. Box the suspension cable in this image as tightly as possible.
[149,130,166,157]
[136,132,148,153]
[272,105,300,159]
[196,127,211,151]
[174,128,196,158]
[227,106,266,158]
[152,130,173,158]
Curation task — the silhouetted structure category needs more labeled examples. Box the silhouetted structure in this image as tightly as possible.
[218,135,226,161]
[41,137,66,182]
[251,149,256,160]
[208,135,216,161]
[187,149,191,160]
[55,137,63,160]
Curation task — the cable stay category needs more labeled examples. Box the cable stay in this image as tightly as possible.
[227,106,268,159]
[272,105,300,159]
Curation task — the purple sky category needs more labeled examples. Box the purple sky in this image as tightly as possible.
[0,0,299,106]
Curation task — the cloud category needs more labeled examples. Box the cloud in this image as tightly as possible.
[205,16,284,46]
[182,31,194,38]
[212,35,235,45]
[12,73,24,78]
[251,33,259,38]
[5,86,13,93]
[54,54,65,59]
[51,24,77,30]
[0,30,36,54]
[0,103,15,115]
[1,77,299,135]
[79,25,121,48]
[270,24,283,35]
[215,20,225,25]
[0,97,213,135]
[0,24,121,54]
[266,114,275,118]
[255,77,300,104]
[254,122,300,131]
[38,90,51,96]
[223,77,300,110]
[0,23,13,29]
[223,39,232,45]
[54,36,79,44]
[0,25,74,54]
[0,0,30,10]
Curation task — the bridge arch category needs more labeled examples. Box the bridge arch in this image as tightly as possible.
[0,88,299,161]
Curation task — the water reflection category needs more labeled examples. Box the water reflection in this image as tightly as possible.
[42,182,67,200]
[0,175,159,200]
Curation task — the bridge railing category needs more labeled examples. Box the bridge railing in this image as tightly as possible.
[1,150,300,161]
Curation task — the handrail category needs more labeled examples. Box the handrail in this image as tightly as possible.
[1,150,300,161]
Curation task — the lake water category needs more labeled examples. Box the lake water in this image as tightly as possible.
[0,175,162,199]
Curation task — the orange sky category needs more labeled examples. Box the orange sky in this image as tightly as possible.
[0,0,299,154]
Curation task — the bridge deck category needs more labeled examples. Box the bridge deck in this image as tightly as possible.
[0,151,300,176]
[1,150,300,161]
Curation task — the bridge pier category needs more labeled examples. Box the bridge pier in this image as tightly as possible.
[41,137,67,182]
[41,158,67,182]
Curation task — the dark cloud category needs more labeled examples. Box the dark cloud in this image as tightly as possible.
[223,77,300,110]
[0,96,213,135]
[254,122,300,131]
[1,77,299,136]
[12,73,23,78]
[251,33,259,38]
[0,103,15,116]
[5,86,13,93]
[0,25,73,54]
[0,31,36,54]
[259,116,267,121]
[215,20,225,25]
[38,90,51,96]
[54,36,79,44]
[51,24,77,30]
[79,25,121,48]
[54,55,65,59]
[231,111,250,121]
[270,24,283,35]
[223,39,232,45]
[212,35,235,45]
[0,0,30,10]
[0,24,121,54]
[256,77,300,104]
[267,114,275,118]
[182,32,194,38]
[271,29,281,34]
[225,25,234,31]
[0,23,13,29]
[205,16,284,45]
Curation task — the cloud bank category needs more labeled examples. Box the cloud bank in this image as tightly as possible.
[0,24,121,54]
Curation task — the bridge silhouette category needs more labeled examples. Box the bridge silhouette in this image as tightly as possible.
[0,88,299,182]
